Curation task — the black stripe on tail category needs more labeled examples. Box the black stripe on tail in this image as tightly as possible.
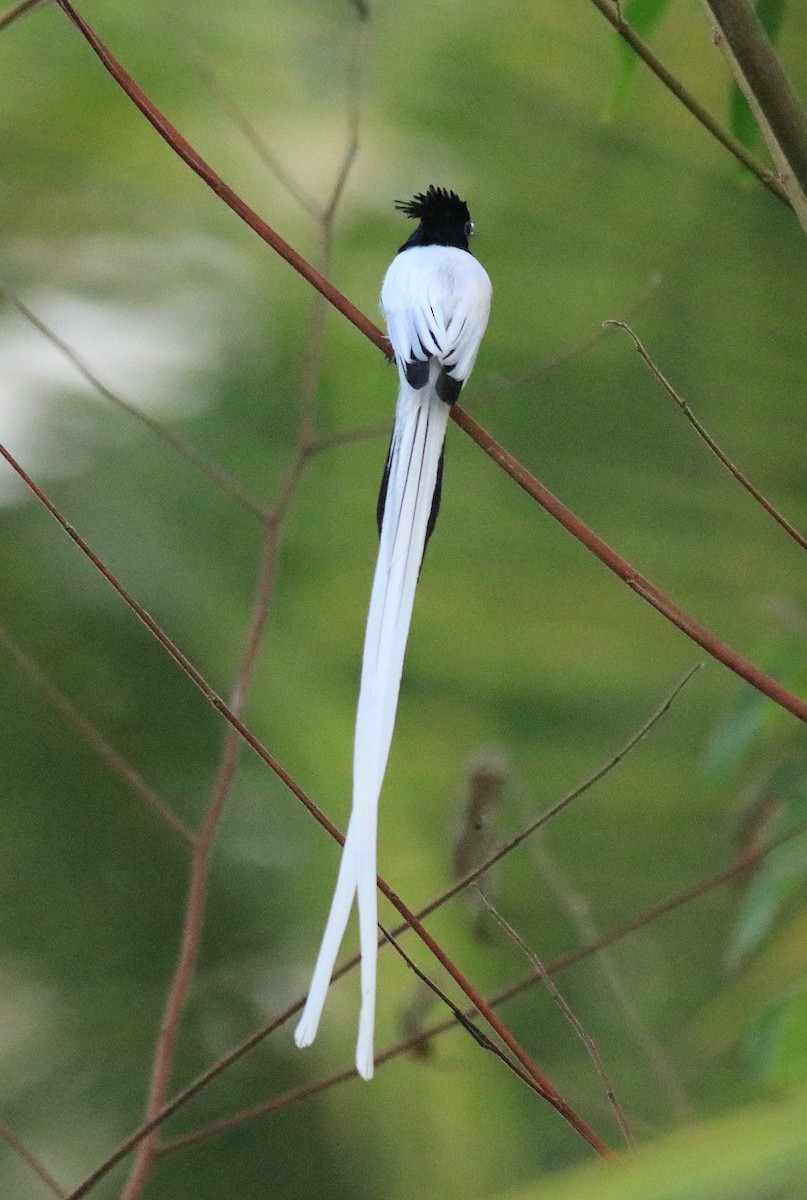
[376,439,445,554]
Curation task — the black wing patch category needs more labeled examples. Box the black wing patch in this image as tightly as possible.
[405,359,430,389]
[435,368,462,405]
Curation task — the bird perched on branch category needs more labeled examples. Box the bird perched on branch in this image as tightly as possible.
[295,185,492,1079]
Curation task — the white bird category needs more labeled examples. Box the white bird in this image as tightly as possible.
[295,186,492,1079]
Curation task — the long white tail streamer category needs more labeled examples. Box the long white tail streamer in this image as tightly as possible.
[294,371,449,1079]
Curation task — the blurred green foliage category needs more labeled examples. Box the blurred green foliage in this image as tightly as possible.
[2,0,807,1197]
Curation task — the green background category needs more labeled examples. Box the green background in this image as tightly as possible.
[2,0,807,1196]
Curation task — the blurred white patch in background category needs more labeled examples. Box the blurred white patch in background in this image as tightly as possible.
[0,269,228,504]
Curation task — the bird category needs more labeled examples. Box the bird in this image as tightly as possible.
[294,185,492,1079]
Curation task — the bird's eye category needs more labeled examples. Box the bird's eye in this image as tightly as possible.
[464,220,475,237]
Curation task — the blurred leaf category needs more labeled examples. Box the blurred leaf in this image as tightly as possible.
[499,1087,807,1200]
[704,636,807,779]
[729,0,787,151]
[765,983,807,1087]
[691,906,807,1058]
[604,0,672,120]
[704,684,771,777]
[728,832,807,969]
[730,830,806,969]
[726,762,807,972]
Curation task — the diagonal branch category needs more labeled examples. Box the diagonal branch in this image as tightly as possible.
[0,282,267,521]
[451,407,807,723]
[0,0,43,32]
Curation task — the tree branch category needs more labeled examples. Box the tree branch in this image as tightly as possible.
[703,0,807,197]
[587,0,789,206]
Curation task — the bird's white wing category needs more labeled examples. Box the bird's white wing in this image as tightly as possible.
[295,242,490,1080]
[381,244,492,384]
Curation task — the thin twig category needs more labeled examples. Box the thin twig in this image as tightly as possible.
[473,887,637,1150]
[587,0,788,206]
[607,321,807,553]
[308,420,390,454]
[0,1120,66,1198]
[0,0,43,32]
[189,53,323,221]
[155,814,807,1152]
[0,623,193,845]
[0,282,267,522]
[470,273,662,408]
[379,925,545,1094]
[409,665,703,927]
[529,838,695,1122]
[49,0,807,725]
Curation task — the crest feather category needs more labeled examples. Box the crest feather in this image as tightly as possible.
[394,185,470,224]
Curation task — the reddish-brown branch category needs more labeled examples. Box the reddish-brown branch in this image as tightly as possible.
[50,0,807,727]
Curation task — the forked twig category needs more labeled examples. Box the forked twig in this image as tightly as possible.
[607,320,807,553]
[189,54,322,221]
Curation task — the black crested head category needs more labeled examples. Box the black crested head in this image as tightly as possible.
[395,185,475,253]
